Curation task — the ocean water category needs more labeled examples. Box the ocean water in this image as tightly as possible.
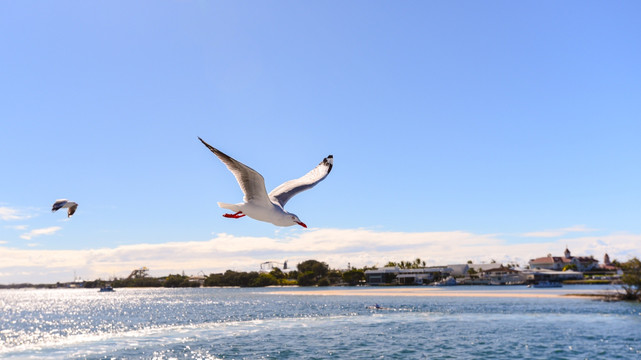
[1,286,639,359]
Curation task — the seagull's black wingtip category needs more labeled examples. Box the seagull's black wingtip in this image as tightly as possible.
[198,137,213,149]
[322,155,333,174]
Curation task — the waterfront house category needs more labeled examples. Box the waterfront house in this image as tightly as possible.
[446,264,470,277]
[521,268,583,283]
[364,267,451,285]
[528,247,599,272]
[456,264,521,285]
[480,266,525,285]
[466,263,504,277]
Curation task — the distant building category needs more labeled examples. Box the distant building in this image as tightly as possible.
[521,268,583,282]
[446,264,470,277]
[467,263,505,274]
[480,266,525,285]
[599,253,619,272]
[432,264,499,278]
[188,275,206,285]
[528,247,598,272]
[364,267,451,285]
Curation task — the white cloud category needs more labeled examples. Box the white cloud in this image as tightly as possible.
[5,224,28,230]
[20,226,62,240]
[520,225,597,238]
[1,227,640,284]
[0,207,32,221]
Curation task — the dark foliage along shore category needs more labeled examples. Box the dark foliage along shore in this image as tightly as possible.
[0,260,366,290]
[619,257,641,301]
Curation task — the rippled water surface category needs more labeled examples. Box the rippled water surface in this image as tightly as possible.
[1,286,639,359]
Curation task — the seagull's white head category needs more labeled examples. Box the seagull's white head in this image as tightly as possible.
[290,214,307,228]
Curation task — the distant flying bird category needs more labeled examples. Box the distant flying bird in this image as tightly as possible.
[198,137,333,228]
[52,199,78,218]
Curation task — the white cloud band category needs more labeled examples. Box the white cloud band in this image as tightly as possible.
[1,228,639,284]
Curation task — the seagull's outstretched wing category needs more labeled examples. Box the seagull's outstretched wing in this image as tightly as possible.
[269,155,333,208]
[52,199,68,212]
[198,137,271,204]
[67,202,78,217]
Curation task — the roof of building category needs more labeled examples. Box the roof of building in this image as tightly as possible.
[521,269,583,276]
[530,247,599,265]
[599,264,619,271]
[446,264,470,274]
[365,267,450,275]
[482,266,520,274]
[468,263,503,271]
[529,256,573,264]
[573,256,598,263]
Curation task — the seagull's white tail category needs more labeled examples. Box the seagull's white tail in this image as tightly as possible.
[218,202,240,212]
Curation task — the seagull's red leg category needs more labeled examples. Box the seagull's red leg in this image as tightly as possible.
[223,211,245,219]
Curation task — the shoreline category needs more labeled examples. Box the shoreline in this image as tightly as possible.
[265,287,619,300]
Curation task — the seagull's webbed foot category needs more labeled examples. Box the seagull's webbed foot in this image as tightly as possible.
[223,211,245,219]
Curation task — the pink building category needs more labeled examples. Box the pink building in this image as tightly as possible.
[529,247,598,271]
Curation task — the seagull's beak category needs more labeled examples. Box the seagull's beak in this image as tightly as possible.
[296,221,307,228]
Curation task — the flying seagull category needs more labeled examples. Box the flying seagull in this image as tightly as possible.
[52,199,78,218]
[198,137,333,228]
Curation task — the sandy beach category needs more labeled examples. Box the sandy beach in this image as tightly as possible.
[267,286,615,299]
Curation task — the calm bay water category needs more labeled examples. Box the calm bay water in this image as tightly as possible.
[1,286,639,359]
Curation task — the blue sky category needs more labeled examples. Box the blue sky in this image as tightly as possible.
[1,2,640,283]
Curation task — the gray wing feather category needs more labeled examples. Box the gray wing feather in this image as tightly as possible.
[67,203,78,217]
[199,137,271,204]
[52,199,67,212]
[269,155,333,208]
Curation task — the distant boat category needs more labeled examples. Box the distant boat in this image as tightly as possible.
[532,281,562,288]
[99,285,115,292]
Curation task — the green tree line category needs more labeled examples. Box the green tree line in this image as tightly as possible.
[82,260,367,288]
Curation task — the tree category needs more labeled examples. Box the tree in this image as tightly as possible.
[297,271,317,286]
[387,259,426,269]
[204,273,224,287]
[611,259,622,268]
[342,269,365,286]
[467,268,478,278]
[327,270,343,285]
[297,260,329,279]
[269,267,286,280]
[562,264,578,272]
[203,270,261,287]
[163,274,188,287]
[287,270,299,280]
[112,277,162,287]
[620,257,641,301]
[251,273,278,287]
